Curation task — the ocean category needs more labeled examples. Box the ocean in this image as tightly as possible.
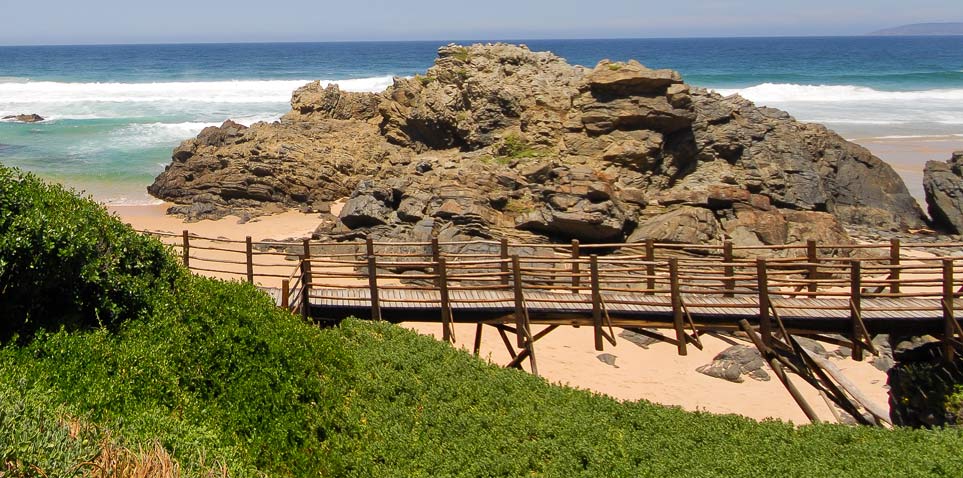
[1,37,962,205]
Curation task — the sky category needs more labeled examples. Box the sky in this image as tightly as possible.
[1,0,961,45]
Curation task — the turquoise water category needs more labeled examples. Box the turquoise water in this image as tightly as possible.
[1,37,962,204]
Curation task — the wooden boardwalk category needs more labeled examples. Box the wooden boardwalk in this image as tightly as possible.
[146,231,963,424]
[147,230,963,354]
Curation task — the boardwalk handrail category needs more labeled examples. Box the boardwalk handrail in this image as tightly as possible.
[141,229,963,354]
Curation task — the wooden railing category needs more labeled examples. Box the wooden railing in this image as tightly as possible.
[142,231,963,355]
[140,230,963,424]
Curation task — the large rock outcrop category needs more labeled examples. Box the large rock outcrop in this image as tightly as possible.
[923,151,963,234]
[149,43,925,246]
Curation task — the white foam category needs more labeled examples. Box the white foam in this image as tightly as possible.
[0,76,395,105]
[715,83,963,103]
[115,122,220,144]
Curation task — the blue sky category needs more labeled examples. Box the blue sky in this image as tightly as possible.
[2,0,961,45]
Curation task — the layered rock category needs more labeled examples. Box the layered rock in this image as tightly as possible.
[150,43,925,246]
[923,151,963,234]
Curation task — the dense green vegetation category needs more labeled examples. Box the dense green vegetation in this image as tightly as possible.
[0,167,180,342]
[3,164,963,477]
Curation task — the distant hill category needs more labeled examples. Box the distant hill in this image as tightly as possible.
[869,22,963,36]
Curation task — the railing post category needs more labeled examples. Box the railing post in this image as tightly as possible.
[850,260,863,361]
[943,259,956,364]
[245,236,254,284]
[645,239,656,295]
[281,279,290,309]
[591,255,603,351]
[431,237,441,287]
[366,236,381,321]
[512,255,525,348]
[723,240,735,298]
[807,239,818,293]
[500,238,510,287]
[302,238,311,261]
[439,257,452,343]
[301,258,312,320]
[890,238,901,294]
[756,258,772,347]
[182,230,190,268]
[571,239,581,294]
[669,258,686,355]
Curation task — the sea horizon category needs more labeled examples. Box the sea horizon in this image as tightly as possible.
[5,32,963,48]
[2,36,962,205]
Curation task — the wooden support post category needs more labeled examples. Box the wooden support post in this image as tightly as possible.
[756,258,772,347]
[281,279,290,309]
[850,260,863,361]
[512,255,525,348]
[182,230,190,267]
[439,257,452,343]
[245,236,254,284]
[302,238,311,260]
[943,259,956,364]
[739,320,821,424]
[669,258,687,356]
[645,239,656,295]
[301,259,312,320]
[890,238,901,294]
[500,238,510,286]
[366,236,381,321]
[473,323,483,356]
[723,240,735,298]
[571,239,580,294]
[431,237,441,287]
[806,239,818,293]
[591,255,604,351]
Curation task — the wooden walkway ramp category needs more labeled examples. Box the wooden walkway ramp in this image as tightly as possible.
[150,231,963,425]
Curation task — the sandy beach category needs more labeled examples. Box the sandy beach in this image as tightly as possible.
[110,202,893,425]
[854,135,962,205]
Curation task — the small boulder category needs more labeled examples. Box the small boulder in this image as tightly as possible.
[696,345,771,383]
[2,113,44,123]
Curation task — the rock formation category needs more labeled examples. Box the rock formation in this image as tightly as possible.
[2,114,44,123]
[150,43,925,247]
[923,151,963,234]
[696,345,771,383]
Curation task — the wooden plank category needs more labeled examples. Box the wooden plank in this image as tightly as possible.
[800,346,890,424]
[757,258,772,346]
[669,258,686,356]
[944,259,956,363]
[571,239,581,294]
[592,255,604,351]
[439,257,452,342]
[513,255,526,348]
[851,260,863,361]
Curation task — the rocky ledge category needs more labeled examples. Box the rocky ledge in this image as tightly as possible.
[149,43,926,248]
[923,151,963,234]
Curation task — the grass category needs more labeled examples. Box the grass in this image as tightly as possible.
[451,47,470,63]
[3,164,963,476]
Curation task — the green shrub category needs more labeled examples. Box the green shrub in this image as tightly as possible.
[498,134,543,160]
[5,276,349,477]
[0,166,182,342]
[4,167,963,477]
[0,382,100,477]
